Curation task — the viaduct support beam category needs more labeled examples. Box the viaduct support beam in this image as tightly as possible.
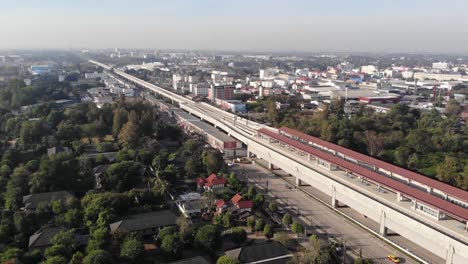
[331,186,338,208]
[397,192,402,202]
[295,177,302,186]
[446,245,454,264]
[379,210,387,236]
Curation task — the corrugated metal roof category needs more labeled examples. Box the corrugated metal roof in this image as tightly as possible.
[259,128,468,221]
[278,127,468,202]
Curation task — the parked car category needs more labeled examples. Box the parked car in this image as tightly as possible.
[387,255,400,263]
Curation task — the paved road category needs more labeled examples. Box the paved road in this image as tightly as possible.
[232,162,421,264]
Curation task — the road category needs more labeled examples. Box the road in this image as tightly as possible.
[232,162,420,264]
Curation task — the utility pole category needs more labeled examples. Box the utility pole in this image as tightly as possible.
[342,239,346,264]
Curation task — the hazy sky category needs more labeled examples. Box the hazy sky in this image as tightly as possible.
[1,0,467,53]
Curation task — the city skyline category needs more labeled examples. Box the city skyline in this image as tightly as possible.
[1,0,468,54]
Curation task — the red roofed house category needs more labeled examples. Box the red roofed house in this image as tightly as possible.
[197,173,227,192]
[216,194,253,215]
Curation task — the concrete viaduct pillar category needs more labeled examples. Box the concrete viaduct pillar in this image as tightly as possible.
[446,245,454,264]
[379,210,387,236]
[331,186,338,208]
[296,177,302,186]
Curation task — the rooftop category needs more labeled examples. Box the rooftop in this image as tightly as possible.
[109,210,177,233]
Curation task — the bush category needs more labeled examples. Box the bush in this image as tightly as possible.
[291,221,304,234]
[229,227,247,245]
[83,250,112,264]
[194,224,221,253]
[216,255,241,264]
[120,236,144,261]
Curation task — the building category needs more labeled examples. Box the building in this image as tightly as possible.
[194,83,211,97]
[30,65,51,75]
[432,62,449,70]
[197,173,227,192]
[225,241,292,264]
[216,194,253,215]
[215,99,246,113]
[176,192,208,217]
[29,227,64,250]
[22,191,74,210]
[414,72,463,81]
[208,85,235,101]
[47,146,71,157]
[359,95,400,104]
[360,65,378,75]
[85,72,107,79]
[29,226,88,251]
[275,101,290,110]
[109,210,177,235]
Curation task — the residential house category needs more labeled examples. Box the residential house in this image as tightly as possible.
[225,241,293,264]
[109,210,177,236]
[197,173,227,192]
[29,226,88,251]
[176,192,208,218]
[93,164,110,190]
[22,191,74,210]
[216,194,253,215]
[29,227,64,251]
[47,146,71,157]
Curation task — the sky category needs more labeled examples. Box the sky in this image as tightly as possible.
[0,0,467,54]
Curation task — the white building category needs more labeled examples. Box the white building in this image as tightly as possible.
[85,72,108,79]
[259,68,278,80]
[360,65,378,75]
[432,62,449,70]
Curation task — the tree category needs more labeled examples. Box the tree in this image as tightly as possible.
[274,232,293,248]
[161,234,182,259]
[229,227,247,245]
[153,177,170,199]
[118,118,139,148]
[445,99,462,116]
[86,227,110,252]
[282,214,292,227]
[263,224,273,240]
[112,108,127,138]
[354,258,374,264]
[268,201,278,212]
[292,221,304,234]
[184,157,199,178]
[152,151,168,171]
[105,161,141,192]
[45,244,69,259]
[83,250,113,264]
[156,226,177,243]
[253,193,264,206]
[247,218,255,232]
[202,150,224,173]
[120,236,144,261]
[216,255,241,264]
[44,256,68,264]
[62,209,82,228]
[0,247,22,263]
[223,212,233,228]
[255,219,264,232]
[4,166,30,210]
[247,186,256,198]
[70,252,85,264]
[194,224,221,253]
[437,157,458,185]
